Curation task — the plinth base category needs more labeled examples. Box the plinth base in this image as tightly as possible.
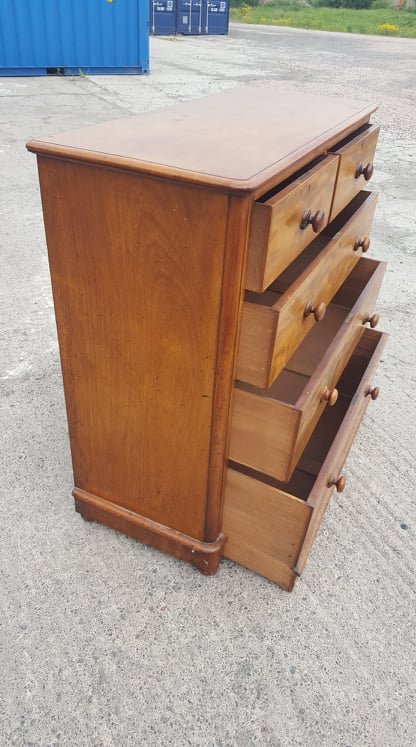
[73,488,226,575]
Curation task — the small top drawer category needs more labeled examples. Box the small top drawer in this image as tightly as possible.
[246,155,339,292]
[330,124,380,220]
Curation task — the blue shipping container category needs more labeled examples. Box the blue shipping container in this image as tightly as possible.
[205,1,229,35]
[0,0,149,76]
[176,0,229,35]
[150,0,176,36]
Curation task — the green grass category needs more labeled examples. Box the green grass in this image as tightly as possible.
[230,2,416,38]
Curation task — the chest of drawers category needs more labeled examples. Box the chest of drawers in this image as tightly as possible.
[27,88,387,590]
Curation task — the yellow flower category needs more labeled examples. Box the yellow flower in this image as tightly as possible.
[376,23,399,35]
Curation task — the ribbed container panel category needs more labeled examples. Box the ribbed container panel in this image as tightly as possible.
[0,0,149,75]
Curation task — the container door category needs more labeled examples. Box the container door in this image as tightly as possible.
[150,0,177,35]
[205,1,229,35]
[177,0,204,35]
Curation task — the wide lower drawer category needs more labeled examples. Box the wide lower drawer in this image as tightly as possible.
[246,155,339,292]
[330,123,380,220]
[230,258,386,482]
[237,190,379,388]
[223,329,388,591]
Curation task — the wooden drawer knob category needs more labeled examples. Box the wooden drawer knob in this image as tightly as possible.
[321,387,339,407]
[365,385,380,400]
[300,208,325,233]
[355,162,374,181]
[304,300,326,322]
[354,236,371,252]
[363,312,379,328]
[328,475,346,493]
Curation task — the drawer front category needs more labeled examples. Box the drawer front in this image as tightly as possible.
[224,330,388,590]
[230,260,386,482]
[237,191,379,389]
[295,329,388,574]
[287,259,386,382]
[246,155,339,292]
[330,124,380,220]
[288,259,386,472]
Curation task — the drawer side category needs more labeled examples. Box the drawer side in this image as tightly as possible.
[222,468,312,592]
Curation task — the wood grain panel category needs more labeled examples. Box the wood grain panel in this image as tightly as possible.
[37,157,231,541]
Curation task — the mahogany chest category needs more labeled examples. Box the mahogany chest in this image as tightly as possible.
[27,88,387,590]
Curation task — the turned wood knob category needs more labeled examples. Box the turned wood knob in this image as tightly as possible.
[355,161,374,181]
[363,312,379,328]
[354,236,371,252]
[304,300,326,322]
[365,385,380,400]
[321,387,339,407]
[300,208,325,233]
[328,475,346,493]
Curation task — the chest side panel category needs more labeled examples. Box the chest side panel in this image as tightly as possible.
[38,157,231,540]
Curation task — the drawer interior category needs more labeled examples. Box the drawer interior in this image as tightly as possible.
[329,122,372,153]
[253,123,374,207]
[299,332,382,477]
[331,256,379,308]
[336,327,383,397]
[322,189,373,239]
[231,328,383,498]
[287,257,381,378]
[244,236,327,305]
[255,154,328,204]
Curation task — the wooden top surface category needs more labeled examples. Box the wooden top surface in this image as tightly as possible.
[27,87,376,192]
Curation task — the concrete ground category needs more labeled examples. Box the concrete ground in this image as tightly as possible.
[1,23,415,747]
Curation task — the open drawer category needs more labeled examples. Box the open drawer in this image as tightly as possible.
[245,155,339,292]
[330,123,380,220]
[230,258,386,483]
[223,329,388,591]
[237,191,379,388]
